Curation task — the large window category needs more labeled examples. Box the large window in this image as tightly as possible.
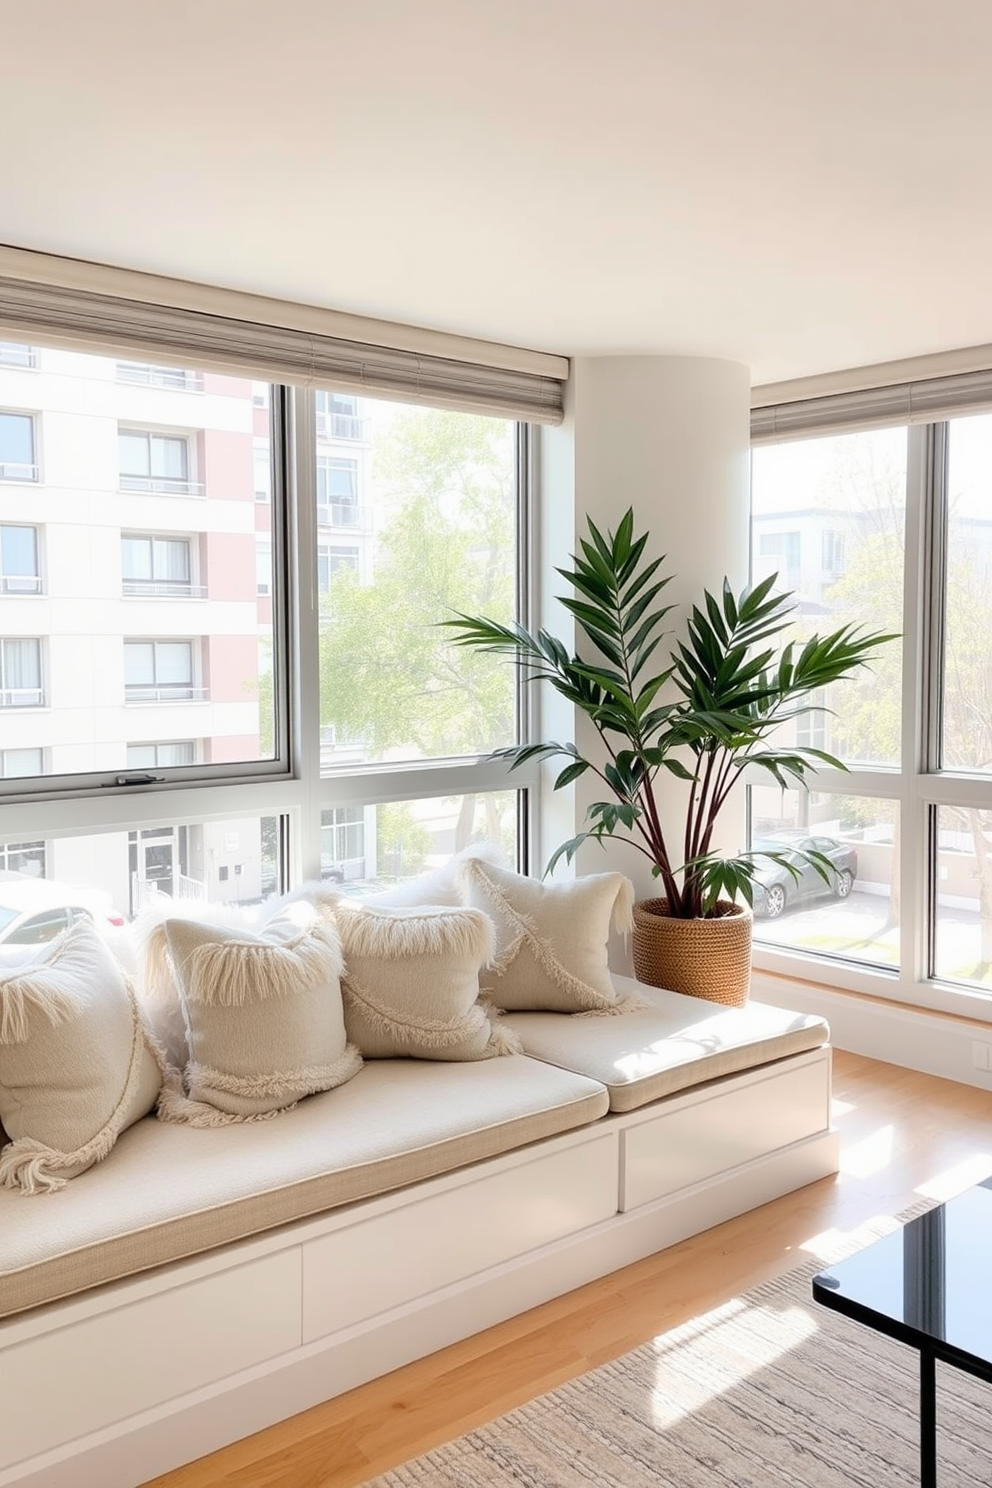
[0,292,540,925]
[751,406,992,1008]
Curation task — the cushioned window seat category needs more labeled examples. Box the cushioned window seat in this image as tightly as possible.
[503,977,829,1112]
[0,1055,609,1321]
[0,982,838,1488]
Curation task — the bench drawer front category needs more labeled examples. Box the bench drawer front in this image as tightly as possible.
[0,1249,301,1466]
[622,1056,830,1212]
[303,1130,618,1342]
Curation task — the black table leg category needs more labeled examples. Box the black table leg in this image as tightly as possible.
[920,1346,936,1488]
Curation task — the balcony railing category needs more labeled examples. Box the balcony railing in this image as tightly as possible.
[0,575,42,595]
[117,363,204,391]
[122,581,207,599]
[316,500,371,531]
[120,475,205,496]
[0,688,44,708]
[124,685,208,704]
[316,411,370,442]
[0,344,37,369]
[0,463,39,483]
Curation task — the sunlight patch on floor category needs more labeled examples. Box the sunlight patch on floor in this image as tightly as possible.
[647,1299,817,1428]
[839,1122,894,1178]
[916,1152,992,1202]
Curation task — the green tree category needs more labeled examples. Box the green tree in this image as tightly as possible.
[318,409,515,758]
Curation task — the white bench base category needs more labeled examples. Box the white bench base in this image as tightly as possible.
[0,1047,837,1488]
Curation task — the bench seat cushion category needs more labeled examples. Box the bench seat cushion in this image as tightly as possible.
[502,976,830,1113]
[0,1056,608,1319]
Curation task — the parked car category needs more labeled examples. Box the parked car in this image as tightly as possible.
[750,833,858,920]
[0,872,125,947]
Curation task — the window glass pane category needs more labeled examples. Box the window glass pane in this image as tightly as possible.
[944,415,992,772]
[0,638,42,704]
[934,806,992,990]
[316,399,517,767]
[0,346,276,776]
[0,816,283,933]
[750,785,898,969]
[0,748,43,778]
[751,427,906,768]
[1,525,38,578]
[0,412,35,478]
[321,790,519,888]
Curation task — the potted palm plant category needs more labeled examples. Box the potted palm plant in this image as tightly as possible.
[443,508,895,1005]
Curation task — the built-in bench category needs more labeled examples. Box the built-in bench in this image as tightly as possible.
[0,980,838,1488]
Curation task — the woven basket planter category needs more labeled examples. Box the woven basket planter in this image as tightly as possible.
[631,897,752,1007]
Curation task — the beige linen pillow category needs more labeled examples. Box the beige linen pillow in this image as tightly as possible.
[160,901,362,1123]
[335,900,520,1060]
[459,857,641,1014]
[0,919,163,1194]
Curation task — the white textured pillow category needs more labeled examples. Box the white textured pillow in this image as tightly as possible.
[0,920,163,1194]
[335,900,520,1060]
[160,901,361,1123]
[459,857,640,1014]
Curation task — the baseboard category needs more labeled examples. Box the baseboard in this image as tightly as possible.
[751,969,992,1093]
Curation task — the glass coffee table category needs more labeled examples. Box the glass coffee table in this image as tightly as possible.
[812,1178,992,1487]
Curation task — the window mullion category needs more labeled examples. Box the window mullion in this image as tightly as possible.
[913,422,949,982]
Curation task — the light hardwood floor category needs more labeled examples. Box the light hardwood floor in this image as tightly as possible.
[143,1051,992,1488]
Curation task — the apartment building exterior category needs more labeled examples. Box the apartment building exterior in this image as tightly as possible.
[0,342,375,917]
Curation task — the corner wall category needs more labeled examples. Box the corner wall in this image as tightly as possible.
[537,356,751,937]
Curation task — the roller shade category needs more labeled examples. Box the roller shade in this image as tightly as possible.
[752,366,992,444]
[0,251,567,424]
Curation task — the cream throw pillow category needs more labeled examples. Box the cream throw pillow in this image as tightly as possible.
[160,901,362,1123]
[459,857,641,1014]
[0,919,163,1194]
[335,900,520,1060]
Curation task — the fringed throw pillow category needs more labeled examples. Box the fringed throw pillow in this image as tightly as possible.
[458,857,642,1015]
[160,901,362,1124]
[0,919,164,1195]
[334,901,520,1060]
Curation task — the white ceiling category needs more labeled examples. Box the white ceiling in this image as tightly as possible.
[4,0,991,385]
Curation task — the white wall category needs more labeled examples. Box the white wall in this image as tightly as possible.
[537,356,751,940]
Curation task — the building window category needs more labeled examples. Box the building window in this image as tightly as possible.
[316,456,362,529]
[316,390,366,441]
[126,741,196,768]
[124,640,199,703]
[757,529,801,574]
[254,439,271,501]
[0,748,43,779]
[116,363,203,391]
[256,539,272,596]
[0,638,43,707]
[121,534,197,597]
[317,543,359,593]
[822,529,846,573]
[0,342,36,369]
[118,429,197,494]
[0,525,41,594]
[0,840,45,875]
[321,805,365,879]
[0,412,38,482]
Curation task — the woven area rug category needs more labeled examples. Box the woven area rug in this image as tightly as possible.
[361,1207,990,1487]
